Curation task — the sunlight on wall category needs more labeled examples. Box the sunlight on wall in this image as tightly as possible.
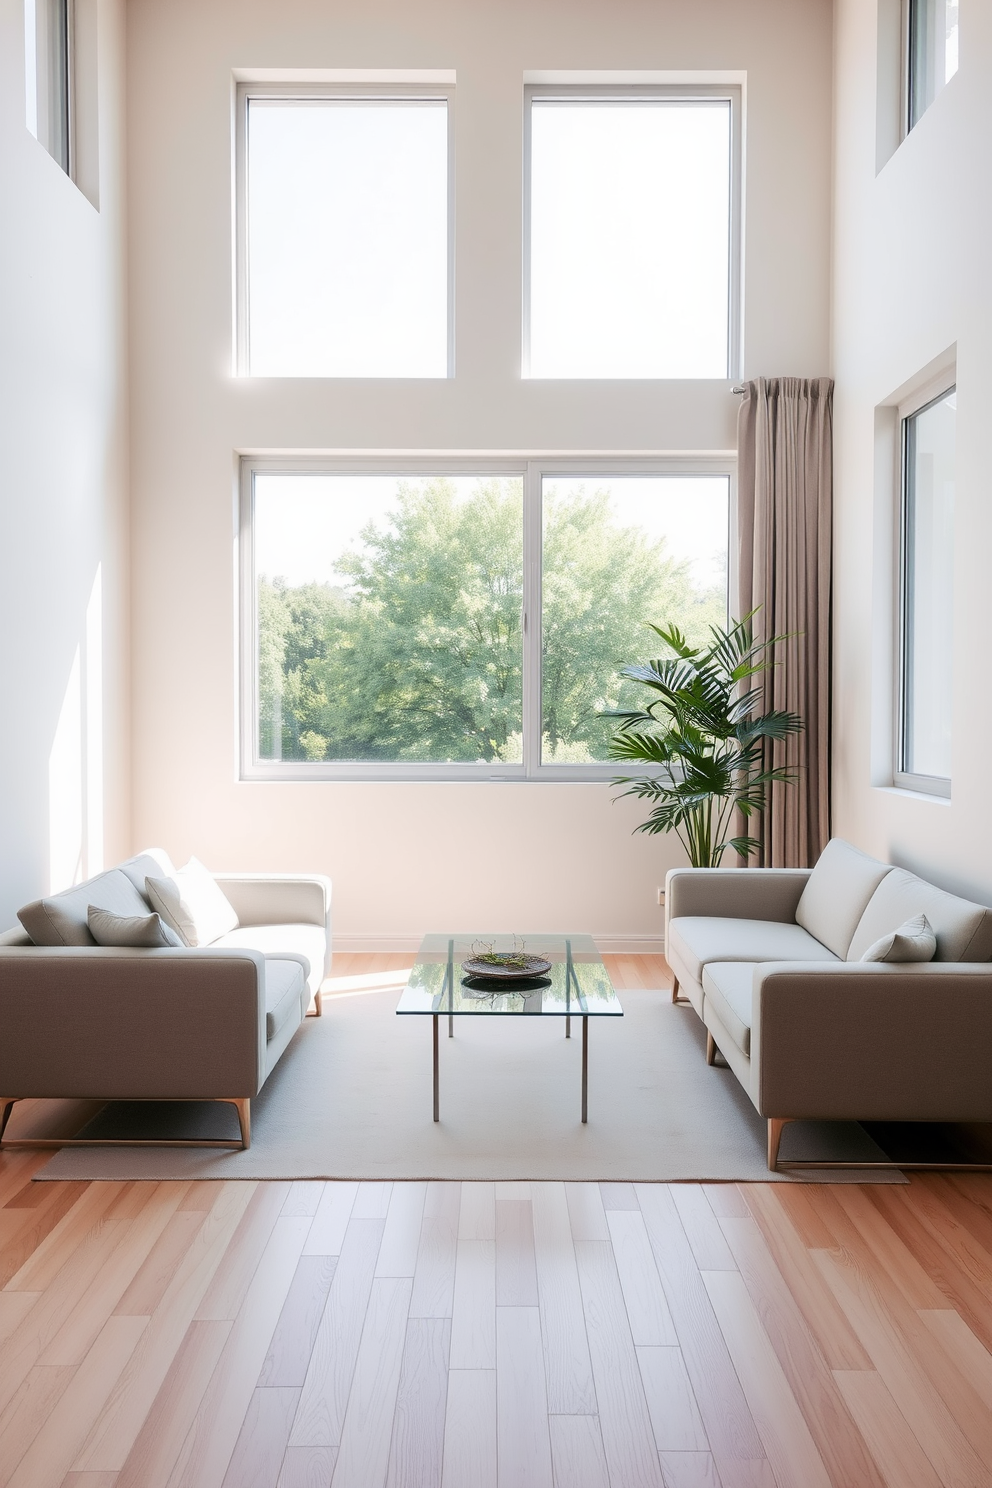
[47,566,104,892]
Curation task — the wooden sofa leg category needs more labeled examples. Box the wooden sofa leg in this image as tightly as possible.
[706,1032,717,1065]
[313,989,323,1017]
[767,1117,789,1171]
[671,975,680,1004]
[0,1099,18,1144]
[230,1098,251,1149]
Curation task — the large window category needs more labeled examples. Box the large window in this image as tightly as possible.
[898,384,955,794]
[907,0,959,132]
[237,86,451,377]
[242,461,730,779]
[25,0,71,174]
[524,86,741,379]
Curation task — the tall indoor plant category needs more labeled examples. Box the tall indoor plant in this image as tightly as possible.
[607,614,804,867]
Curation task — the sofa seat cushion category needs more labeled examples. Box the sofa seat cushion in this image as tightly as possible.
[265,958,307,1041]
[18,869,156,947]
[794,839,893,959]
[702,962,755,1056]
[668,916,836,985]
[213,924,325,996]
[848,867,992,963]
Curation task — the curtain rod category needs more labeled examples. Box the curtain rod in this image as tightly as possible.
[732,385,746,394]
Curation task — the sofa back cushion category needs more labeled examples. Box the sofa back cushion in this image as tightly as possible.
[848,867,992,962]
[118,849,176,897]
[794,838,892,958]
[18,869,155,946]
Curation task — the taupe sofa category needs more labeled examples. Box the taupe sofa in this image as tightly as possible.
[665,838,992,1169]
[0,850,332,1149]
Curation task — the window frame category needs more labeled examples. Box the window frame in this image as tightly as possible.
[26,0,73,176]
[894,376,955,798]
[233,81,456,379]
[903,0,959,136]
[521,82,744,382]
[238,453,736,782]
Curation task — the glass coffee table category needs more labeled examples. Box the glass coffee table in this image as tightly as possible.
[396,933,622,1123]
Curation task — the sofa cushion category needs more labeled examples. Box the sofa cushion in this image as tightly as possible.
[265,958,306,1041]
[794,839,892,959]
[118,849,176,898]
[87,906,183,949]
[861,912,937,964]
[18,869,156,947]
[668,916,836,985]
[702,962,755,1055]
[212,924,325,996]
[848,867,992,963]
[146,859,240,947]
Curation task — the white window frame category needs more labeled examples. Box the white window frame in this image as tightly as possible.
[26,0,74,176]
[894,373,955,798]
[903,0,959,137]
[233,81,456,379]
[239,453,735,782]
[521,82,744,382]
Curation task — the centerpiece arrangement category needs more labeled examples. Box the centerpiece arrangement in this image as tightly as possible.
[462,939,552,983]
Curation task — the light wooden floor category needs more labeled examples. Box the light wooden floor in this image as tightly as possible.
[2,955,992,1488]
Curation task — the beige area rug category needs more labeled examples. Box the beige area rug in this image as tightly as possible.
[37,986,906,1183]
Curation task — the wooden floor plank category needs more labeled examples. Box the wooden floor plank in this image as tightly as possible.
[671,1185,738,1271]
[918,1308,992,1410]
[116,1210,216,1318]
[635,1183,766,1485]
[547,1415,610,1488]
[409,1183,459,1320]
[531,1183,598,1415]
[384,1317,450,1488]
[353,1182,393,1220]
[449,1240,495,1369]
[574,1241,663,1488]
[289,1218,385,1448]
[702,1269,832,1488]
[657,1451,722,1488]
[495,1307,554,1488]
[375,1183,427,1278]
[8,1316,148,1488]
[220,1387,300,1488]
[258,1255,337,1388]
[195,1182,291,1322]
[332,1277,412,1488]
[164,1214,310,1488]
[73,1183,258,1473]
[458,1183,495,1241]
[115,1320,232,1488]
[3,1183,127,1293]
[564,1183,610,1242]
[495,1199,539,1306]
[606,1208,678,1346]
[303,1182,359,1258]
[636,1346,708,1452]
[276,1447,336,1487]
[833,1370,944,1488]
[281,1183,322,1218]
[0,1365,77,1488]
[441,1371,495,1488]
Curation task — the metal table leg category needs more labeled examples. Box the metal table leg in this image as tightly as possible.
[581,1015,588,1123]
[565,1015,571,1039]
[433,1014,440,1122]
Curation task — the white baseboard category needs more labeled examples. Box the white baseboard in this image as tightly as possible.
[332,933,666,955]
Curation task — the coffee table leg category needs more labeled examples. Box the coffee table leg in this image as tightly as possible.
[581,1015,588,1123]
[433,1015,440,1122]
[449,1012,454,1038]
[565,1015,571,1039]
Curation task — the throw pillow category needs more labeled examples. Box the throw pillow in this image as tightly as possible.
[860,912,937,964]
[87,905,183,948]
[145,858,240,947]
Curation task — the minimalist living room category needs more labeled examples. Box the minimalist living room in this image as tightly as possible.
[3,0,992,1484]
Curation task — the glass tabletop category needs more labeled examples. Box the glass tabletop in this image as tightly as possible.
[396,933,623,1017]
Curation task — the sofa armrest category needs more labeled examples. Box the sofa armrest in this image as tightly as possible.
[0,947,266,1099]
[750,960,992,1122]
[666,868,811,939]
[214,874,331,936]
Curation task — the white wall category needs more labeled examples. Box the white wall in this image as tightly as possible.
[832,0,992,904]
[0,0,130,928]
[125,0,833,947]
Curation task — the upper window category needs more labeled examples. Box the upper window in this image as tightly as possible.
[524,85,741,379]
[242,460,730,779]
[25,0,71,174]
[238,86,451,377]
[907,0,959,131]
[897,383,955,794]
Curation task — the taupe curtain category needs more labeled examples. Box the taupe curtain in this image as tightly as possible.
[738,377,833,868]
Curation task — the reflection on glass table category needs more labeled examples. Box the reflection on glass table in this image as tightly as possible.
[396,934,623,1123]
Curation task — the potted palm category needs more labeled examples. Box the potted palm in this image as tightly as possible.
[606,614,804,867]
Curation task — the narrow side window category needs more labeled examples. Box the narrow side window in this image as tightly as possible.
[25,0,71,174]
[907,0,959,133]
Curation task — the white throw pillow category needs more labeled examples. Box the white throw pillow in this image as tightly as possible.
[860,912,937,964]
[145,858,239,947]
[87,904,183,948]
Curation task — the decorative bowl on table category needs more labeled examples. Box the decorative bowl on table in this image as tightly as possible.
[461,952,553,982]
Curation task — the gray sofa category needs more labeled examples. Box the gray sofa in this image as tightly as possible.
[665,838,992,1169]
[0,850,332,1149]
